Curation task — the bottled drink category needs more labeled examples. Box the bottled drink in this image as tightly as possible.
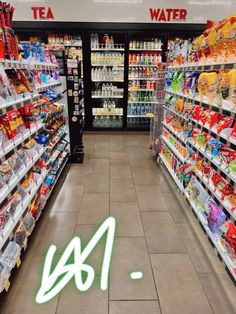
[109,83,113,96]
[136,54,140,64]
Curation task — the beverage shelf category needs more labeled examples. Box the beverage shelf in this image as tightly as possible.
[129,48,162,52]
[92,95,123,99]
[129,88,155,92]
[127,115,152,118]
[91,48,125,52]
[129,64,158,67]
[92,79,124,82]
[128,101,156,104]
[92,64,124,67]
[129,77,157,81]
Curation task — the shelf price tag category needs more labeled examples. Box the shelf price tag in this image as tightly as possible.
[4,279,10,292]
[23,240,28,251]
[16,257,21,268]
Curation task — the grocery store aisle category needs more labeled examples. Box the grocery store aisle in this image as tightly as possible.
[1,133,236,314]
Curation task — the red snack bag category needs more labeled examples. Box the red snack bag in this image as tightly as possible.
[231,121,236,138]
[192,105,202,121]
[225,221,236,255]
[5,69,28,94]
[199,109,210,125]
[217,116,233,134]
[207,111,219,128]
[19,103,33,128]
[221,184,234,200]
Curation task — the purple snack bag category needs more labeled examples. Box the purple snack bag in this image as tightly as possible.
[207,200,226,234]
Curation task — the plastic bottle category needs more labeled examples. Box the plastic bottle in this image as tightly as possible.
[102,83,106,96]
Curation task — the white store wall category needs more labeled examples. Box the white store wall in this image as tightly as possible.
[11,0,236,24]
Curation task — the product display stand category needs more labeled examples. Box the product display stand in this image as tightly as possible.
[128,35,163,130]
[0,57,71,293]
[159,62,236,283]
[149,63,166,154]
[157,15,236,283]
[65,44,84,163]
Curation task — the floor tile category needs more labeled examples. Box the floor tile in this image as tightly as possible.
[30,212,78,256]
[85,172,109,193]
[77,193,109,224]
[1,256,59,314]
[135,185,169,211]
[110,178,134,189]
[199,274,236,314]
[129,157,156,169]
[56,278,108,314]
[89,149,110,159]
[50,185,84,212]
[89,159,109,173]
[142,212,186,253]
[110,143,126,152]
[110,238,157,300]
[110,152,129,164]
[110,183,136,202]
[110,165,132,179]
[161,192,188,223]
[177,223,225,275]
[109,301,161,314]
[110,202,144,237]
[74,225,104,275]
[151,254,213,314]
[64,165,88,185]
[132,168,159,185]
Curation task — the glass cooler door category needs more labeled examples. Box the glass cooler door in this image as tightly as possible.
[90,31,125,129]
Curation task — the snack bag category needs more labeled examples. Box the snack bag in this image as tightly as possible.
[175,98,184,112]
[14,222,27,246]
[5,69,28,94]
[228,69,236,109]
[214,19,228,62]
[207,200,226,234]
[0,160,15,184]
[225,221,236,255]
[225,15,236,61]
[197,72,208,98]
[216,116,233,134]
[218,71,230,107]
[19,69,35,92]
[193,35,204,62]
[7,153,24,175]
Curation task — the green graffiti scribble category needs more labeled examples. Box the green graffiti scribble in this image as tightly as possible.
[36,217,116,304]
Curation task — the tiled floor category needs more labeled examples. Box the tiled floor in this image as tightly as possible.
[1,133,236,314]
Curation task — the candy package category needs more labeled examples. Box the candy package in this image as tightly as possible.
[23,212,35,232]
[224,221,236,256]
[5,69,28,94]
[0,160,15,184]
[14,223,27,246]
[207,200,226,234]
[8,191,22,216]
[0,202,11,233]
[7,153,24,175]
[21,171,35,194]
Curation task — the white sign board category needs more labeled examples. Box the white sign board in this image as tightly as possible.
[11,0,236,23]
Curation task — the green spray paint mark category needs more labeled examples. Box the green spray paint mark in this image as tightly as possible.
[36,217,116,304]
[36,216,143,304]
